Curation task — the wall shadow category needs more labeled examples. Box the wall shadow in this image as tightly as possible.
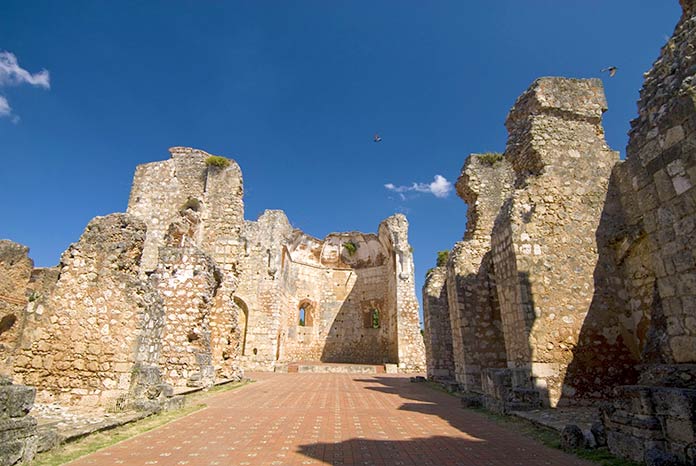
[559,172,641,406]
[298,376,585,466]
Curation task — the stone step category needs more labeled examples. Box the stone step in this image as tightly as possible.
[285,362,387,374]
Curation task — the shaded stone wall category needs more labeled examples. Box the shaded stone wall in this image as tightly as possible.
[601,1,696,462]
[422,266,454,380]
[0,377,37,466]
[490,78,618,407]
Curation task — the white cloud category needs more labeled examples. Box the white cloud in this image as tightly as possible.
[384,174,453,199]
[0,51,50,120]
[0,96,10,116]
[0,51,50,88]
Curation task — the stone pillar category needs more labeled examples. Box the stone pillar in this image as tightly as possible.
[490,77,618,407]
[446,154,513,392]
[379,214,426,372]
[422,266,454,380]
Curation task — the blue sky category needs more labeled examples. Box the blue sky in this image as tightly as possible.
[0,1,682,318]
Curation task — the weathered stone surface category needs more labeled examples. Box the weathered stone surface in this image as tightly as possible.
[601,1,696,463]
[0,381,37,466]
[561,424,585,450]
[0,241,33,378]
[423,266,454,380]
[9,214,166,409]
[446,154,513,393]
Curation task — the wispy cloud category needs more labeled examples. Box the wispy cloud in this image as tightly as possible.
[385,175,453,200]
[0,51,50,120]
[0,96,10,117]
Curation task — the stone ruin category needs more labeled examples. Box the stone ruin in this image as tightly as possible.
[0,150,425,463]
[423,1,696,463]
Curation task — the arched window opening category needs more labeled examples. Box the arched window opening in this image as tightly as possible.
[298,300,314,327]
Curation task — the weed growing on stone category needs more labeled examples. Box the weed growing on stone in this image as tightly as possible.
[343,241,358,256]
[205,155,231,168]
[436,250,449,267]
[477,152,504,165]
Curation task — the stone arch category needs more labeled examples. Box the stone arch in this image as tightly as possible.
[234,296,250,356]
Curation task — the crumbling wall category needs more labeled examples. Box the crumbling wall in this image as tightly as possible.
[490,78,618,407]
[0,242,33,377]
[445,154,513,392]
[422,266,454,380]
[151,247,221,388]
[379,214,426,372]
[234,211,424,372]
[234,210,294,371]
[127,147,245,275]
[11,214,166,409]
[601,1,696,462]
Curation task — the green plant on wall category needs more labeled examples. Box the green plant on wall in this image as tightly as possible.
[477,152,504,166]
[343,241,358,256]
[371,309,380,329]
[436,250,449,267]
[205,155,231,169]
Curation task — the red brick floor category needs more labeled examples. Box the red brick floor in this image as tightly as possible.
[68,373,594,466]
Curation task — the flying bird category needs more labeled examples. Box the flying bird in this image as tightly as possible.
[373,133,382,143]
[601,66,618,77]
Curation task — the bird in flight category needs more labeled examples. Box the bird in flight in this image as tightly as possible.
[373,133,382,143]
[601,66,618,77]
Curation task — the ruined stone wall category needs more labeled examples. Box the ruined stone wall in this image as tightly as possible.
[10,215,165,408]
[444,154,513,392]
[151,247,221,388]
[283,232,397,365]
[422,266,454,380]
[601,2,696,462]
[0,242,34,377]
[490,78,619,407]
[127,147,245,275]
[234,210,294,371]
[379,215,426,372]
[234,211,424,372]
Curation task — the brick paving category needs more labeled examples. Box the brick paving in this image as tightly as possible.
[68,373,594,466]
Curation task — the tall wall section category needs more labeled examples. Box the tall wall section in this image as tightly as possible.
[422,266,454,380]
[444,154,513,392]
[490,78,618,407]
[601,1,696,462]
